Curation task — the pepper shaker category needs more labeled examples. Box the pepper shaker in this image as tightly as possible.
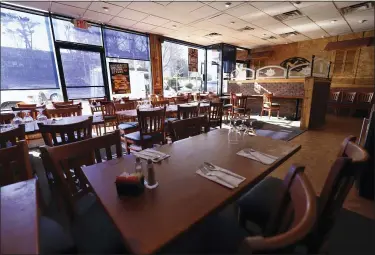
[145,159,158,189]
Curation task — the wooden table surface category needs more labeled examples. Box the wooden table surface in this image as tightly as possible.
[220,94,304,100]
[116,102,210,118]
[82,129,301,254]
[1,179,39,254]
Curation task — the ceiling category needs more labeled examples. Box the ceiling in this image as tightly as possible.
[5,1,375,49]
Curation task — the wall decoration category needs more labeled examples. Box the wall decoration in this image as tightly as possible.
[109,62,131,94]
[256,65,287,79]
[188,48,198,72]
[280,57,310,72]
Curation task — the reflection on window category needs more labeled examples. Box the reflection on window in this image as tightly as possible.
[107,58,151,99]
[0,7,59,96]
[52,18,102,45]
[207,47,221,94]
[162,41,205,97]
[104,28,149,60]
[60,49,105,99]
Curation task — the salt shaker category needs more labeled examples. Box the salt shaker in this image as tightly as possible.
[135,157,142,174]
[145,159,158,189]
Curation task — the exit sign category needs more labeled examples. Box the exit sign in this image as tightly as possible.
[72,19,90,29]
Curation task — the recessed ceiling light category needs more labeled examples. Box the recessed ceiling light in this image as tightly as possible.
[172,25,177,28]
[331,20,337,23]
[290,33,296,36]
[102,7,109,12]
[321,35,326,38]
[294,1,301,4]
[230,21,235,24]
[225,2,232,8]
[263,33,267,36]
[358,19,367,23]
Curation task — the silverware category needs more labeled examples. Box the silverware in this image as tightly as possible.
[199,165,235,188]
[243,149,267,165]
[203,162,242,179]
[249,148,277,160]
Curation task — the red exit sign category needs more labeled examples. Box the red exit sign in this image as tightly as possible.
[72,19,90,29]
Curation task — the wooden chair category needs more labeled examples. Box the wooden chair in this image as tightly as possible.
[152,100,169,108]
[88,98,106,104]
[195,93,201,101]
[52,101,73,108]
[16,103,37,108]
[0,113,14,124]
[121,96,130,102]
[53,102,82,109]
[328,91,341,115]
[261,93,280,118]
[150,94,158,102]
[168,116,207,143]
[0,124,25,148]
[37,117,93,147]
[46,106,82,119]
[355,92,374,115]
[0,140,33,186]
[177,104,200,120]
[115,102,138,136]
[39,130,122,218]
[339,92,356,116]
[231,94,248,117]
[156,94,165,101]
[208,101,223,130]
[174,97,188,105]
[12,105,46,119]
[240,165,316,254]
[101,101,117,134]
[124,107,166,154]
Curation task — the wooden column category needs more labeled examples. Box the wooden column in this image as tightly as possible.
[149,34,163,95]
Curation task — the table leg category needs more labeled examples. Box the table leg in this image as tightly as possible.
[294,99,301,121]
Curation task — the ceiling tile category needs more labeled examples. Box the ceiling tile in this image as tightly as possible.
[132,22,156,31]
[284,17,321,33]
[225,3,258,17]
[300,2,342,22]
[109,17,137,28]
[126,1,166,14]
[334,1,364,8]
[263,23,295,35]
[13,1,51,12]
[51,2,86,18]
[190,5,220,20]
[191,29,212,36]
[110,1,132,9]
[58,1,91,9]
[84,10,114,23]
[248,15,282,27]
[208,13,236,25]
[345,9,375,32]
[292,1,322,9]
[153,1,172,7]
[288,34,310,42]
[166,1,204,13]
[152,26,175,36]
[117,8,149,21]
[209,1,243,11]
[88,1,123,16]
[315,18,352,36]
[303,29,330,39]
[142,15,170,26]
[251,1,296,16]
[239,10,269,23]
[161,21,184,30]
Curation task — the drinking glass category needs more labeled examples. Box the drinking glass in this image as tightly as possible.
[36,108,48,124]
[12,110,23,125]
[23,110,34,131]
[228,117,239,144]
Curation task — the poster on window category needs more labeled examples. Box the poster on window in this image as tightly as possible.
[109,62,131,94]
[188,48,198,72]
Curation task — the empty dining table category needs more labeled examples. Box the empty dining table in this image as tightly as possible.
[82,129,301,254]
[1,179,39,254]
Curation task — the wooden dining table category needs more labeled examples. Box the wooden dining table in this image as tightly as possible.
[116,102,210,118]
[1,179,39,254]
[82,129,301,254]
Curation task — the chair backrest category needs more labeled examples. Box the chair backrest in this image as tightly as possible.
[39,130,122,215]
[157,94,165,101]
[330,91,341,102]
[52,101,73,107]
[137,107,166,141]
[0,124,26,148]
[168,116,207,143]
[114,102,136,111]
[88,98,106,104]
[46,106,82,119]
[0,140,33,186]
[263,93,273,106]
[150,94,158,102]
[242,165,316,253]
[195,93,201,101]
[357,92,374,104]
[177,104,200,120]
[53,102,82,109]
[101,101,116,116]
[231,94,247,108]
[0,113,14,124]
[122,96,130,102]
[16,103,36,108]
[37,117,93,146]
[341,92,356,103]
[174,97,189,105]
[208,101,223,123]
[152,100,169,108]
[12,105,46,119]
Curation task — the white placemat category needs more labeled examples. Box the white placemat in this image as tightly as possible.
[237,149,278,165]
[196,164,246,189]
[133,149,170,163]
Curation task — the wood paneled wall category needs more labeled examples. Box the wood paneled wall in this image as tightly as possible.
[252,30,374,89]
[149,34,163,95]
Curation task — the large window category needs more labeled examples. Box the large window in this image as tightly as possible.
[0,7,61,107]
[162,41,205,96]
[103,28,151,99]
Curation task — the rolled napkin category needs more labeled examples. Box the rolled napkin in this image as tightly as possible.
[237,148,278,165]
[196,164,246,189]
[133,148,170,163]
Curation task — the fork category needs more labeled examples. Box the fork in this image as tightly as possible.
[243,149,267,165]
[199,165,235,188]
[203,162,242,179]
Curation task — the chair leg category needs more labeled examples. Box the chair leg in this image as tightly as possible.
[260,108,263,117]
[126,142,131,154]
[268,109,271,119]
[277,110,280,118]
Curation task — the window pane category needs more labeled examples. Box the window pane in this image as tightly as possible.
[67,87,106,99]
[104,28,150,60]
[207,46,221,94]
[107,58,151,99]
[162,41,205,97]
[60,49,104,88]
[0,8,59,90]
[52,18,102,45]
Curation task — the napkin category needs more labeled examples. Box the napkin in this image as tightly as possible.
[196,164,246,189]
[237,149,278,165]
[133,148,170,163]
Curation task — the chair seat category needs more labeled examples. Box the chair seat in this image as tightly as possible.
[224,104,233,108]
[237,177,285,230]
[165,117,178,123]
[263,103,281,108]
[124,131,153,141]
[118,122,138,130]
[104,115,117,120]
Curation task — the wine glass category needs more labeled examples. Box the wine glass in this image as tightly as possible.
[36,108,48,124]
[12,110,23,125]
[228,116,240,144]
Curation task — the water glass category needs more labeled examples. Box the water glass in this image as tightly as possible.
[23,110,34,131]
[36,108,48,124]
[228,122,239,144]
[12,111,23,125]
